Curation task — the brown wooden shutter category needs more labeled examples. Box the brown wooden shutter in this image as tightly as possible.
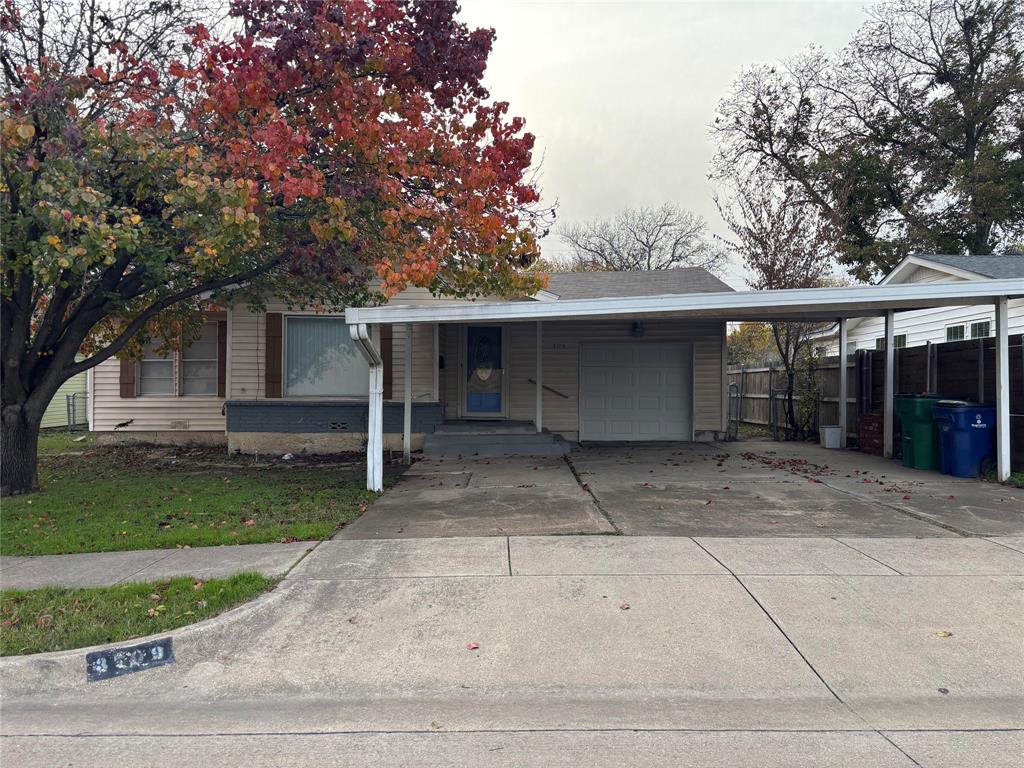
[265,312,282,398]
[379,324,393,400]
[217,319,228,398]
[119,358,137,398]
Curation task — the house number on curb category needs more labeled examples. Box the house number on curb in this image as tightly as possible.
[86,638,174,681]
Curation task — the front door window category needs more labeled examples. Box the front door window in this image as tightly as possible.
[466,326,503,413]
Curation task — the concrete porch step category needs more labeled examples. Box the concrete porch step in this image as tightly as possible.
[422,439,571,458]
[423,427,571,457]
[433,421,537,435]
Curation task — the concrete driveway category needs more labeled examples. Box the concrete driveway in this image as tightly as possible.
[3,534,1023,766]
[344,440,1024,539]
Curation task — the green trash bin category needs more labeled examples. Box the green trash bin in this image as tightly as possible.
[893,395,944,470]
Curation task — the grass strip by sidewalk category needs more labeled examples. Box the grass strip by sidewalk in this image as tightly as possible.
[2,444,382,556]
[0,572,273,656]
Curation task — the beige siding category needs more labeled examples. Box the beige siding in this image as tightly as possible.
[392,322,436,402]
[91,355,225,432]
[440,324,460,418]
[444,319,726,438]
[229,287,444,403]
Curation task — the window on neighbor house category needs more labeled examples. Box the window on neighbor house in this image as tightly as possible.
[138,342,175,396]
[181,322,219,396]
[946,325,966,342]
[970,321,991,339]
[875,334,906,350]
[285,316,369,397]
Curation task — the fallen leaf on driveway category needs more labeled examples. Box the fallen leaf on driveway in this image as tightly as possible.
[466,642,480,650]
[902,495,912,500]
[935,630,953,638]
[619,603,630,610]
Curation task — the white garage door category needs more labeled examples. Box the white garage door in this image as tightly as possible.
[579,342,693,441]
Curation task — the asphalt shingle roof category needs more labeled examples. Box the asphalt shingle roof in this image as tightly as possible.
[545,268,732,300]
[914,254,1024,280]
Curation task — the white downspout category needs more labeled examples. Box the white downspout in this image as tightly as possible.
[351,323,384,492]
[404,323,413,465]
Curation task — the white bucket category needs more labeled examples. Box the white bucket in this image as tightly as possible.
[820,426,842,449]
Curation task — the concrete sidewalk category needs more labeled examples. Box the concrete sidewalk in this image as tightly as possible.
[2,535,1023,766]
[0,541,315,589]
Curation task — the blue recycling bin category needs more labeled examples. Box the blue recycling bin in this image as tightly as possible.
[932,401,996,478]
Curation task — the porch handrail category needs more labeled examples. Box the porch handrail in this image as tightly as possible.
[527,378,570,399]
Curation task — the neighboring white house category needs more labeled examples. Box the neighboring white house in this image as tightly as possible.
[819,254,1024,354]
[40,367,88,430]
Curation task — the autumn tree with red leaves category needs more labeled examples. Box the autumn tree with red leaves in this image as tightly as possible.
[1,0,550,495]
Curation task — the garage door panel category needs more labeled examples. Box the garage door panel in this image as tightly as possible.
[636,346,663,366]
[580,342,693,442]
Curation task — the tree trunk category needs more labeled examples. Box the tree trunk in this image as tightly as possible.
[1,404,41,496]
[785,369,799,440]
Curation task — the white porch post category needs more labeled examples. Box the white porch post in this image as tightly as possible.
[838,317,848,448]
[883,309,895,459]
[995,296,1010,482]
[535,320,543,432]
[367,362,383,492]
[403,323,413,464]
[351,323,384,492]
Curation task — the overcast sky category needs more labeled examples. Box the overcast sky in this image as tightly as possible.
[457,0,872,287]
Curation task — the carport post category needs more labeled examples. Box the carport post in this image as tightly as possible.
[350,323,384,492]
[403,323,413,464]
[883,309,895,459]
[535,320,543,432]
[838,317,848,448]
[995,296,1010,482]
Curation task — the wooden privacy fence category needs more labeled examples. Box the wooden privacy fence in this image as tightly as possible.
[728,334,1024,471]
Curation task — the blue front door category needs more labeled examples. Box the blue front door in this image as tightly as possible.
[465,326,503,414]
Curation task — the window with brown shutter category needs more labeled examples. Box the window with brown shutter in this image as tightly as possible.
[119,357,137,398]
[265,312,283,397]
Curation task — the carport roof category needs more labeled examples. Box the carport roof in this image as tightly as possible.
[345,278,1024,325]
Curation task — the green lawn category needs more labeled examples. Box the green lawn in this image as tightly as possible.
[0,573,273,656]
[2,442,383,556]
[37,429,96,456]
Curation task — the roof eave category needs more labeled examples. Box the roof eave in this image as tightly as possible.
[346,279,1024,325]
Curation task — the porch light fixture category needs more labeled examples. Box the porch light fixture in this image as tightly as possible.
[631,321,645,338]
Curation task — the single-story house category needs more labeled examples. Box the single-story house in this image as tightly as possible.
[87,266,1023,486]
[818,254,1024,353]
[88,268,734,452]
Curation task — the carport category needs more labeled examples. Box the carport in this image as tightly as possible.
[347,278,1023,491]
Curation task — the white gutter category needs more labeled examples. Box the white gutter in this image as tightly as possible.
[345,278,1024,326]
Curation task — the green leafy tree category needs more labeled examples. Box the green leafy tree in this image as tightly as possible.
[0,0,550,496]
[712,0,1024,281]
[727,322,777,367]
